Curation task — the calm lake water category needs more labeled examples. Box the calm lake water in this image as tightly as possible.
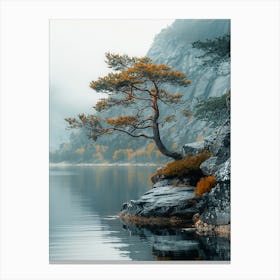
[49,165,230,262]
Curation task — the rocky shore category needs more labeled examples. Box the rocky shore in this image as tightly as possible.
[119,122,230,237]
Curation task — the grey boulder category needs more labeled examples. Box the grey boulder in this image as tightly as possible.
[121,185,198,221]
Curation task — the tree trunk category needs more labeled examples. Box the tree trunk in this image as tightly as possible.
[153,122,182,160]
[152,97,182,160]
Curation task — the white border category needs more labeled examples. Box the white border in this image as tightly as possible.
[0,1,279,279]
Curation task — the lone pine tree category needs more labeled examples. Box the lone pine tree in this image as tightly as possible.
[66,53,191,160]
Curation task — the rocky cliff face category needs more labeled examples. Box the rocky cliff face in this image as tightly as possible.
[193,121,230,233]
[147,19,230,146]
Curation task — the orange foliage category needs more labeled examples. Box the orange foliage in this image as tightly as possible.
[75,147,85,154]
[94,99,108,112]
[134,149,145,157]
[112,149,124,160]
[157,152,211,178]
[93,152,104,161]
[95,145,108,152]
[146,142,155,156]
[194,175,216,196]
[90,53,191,94]
[126,149,134,160]
[113,147,148,161]
[106,115,138,126]
[172,93,184,99]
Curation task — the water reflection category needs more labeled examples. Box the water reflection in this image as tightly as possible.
[121,224,230,261]
[49,166,230,261]
[50,165,157,261]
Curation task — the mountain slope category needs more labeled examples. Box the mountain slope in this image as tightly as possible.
[50,19,230,163]
[148,19,230,146]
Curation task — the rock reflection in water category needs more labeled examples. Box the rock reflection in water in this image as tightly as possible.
[198,235,230,261]
[122,223,230,261]
[50,166,230,261]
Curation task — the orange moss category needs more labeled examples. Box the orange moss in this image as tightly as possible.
[194,175,216,196]
[149,171,159,185]
[157,152,211,178]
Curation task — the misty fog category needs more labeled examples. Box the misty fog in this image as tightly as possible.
[50,19,173,150]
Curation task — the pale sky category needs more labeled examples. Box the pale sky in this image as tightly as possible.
[50,19,174,149]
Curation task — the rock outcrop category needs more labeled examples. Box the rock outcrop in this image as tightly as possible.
[196,122,230,229]
[148,19,230,146]
[120,183,198,226]
[119,121,230,236]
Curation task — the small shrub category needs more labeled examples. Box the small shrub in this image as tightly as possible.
[194,91,230,127]
[156,152,211,178]
[195,175,216,196]
[75,147,86,154]
[182,109,193,120]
